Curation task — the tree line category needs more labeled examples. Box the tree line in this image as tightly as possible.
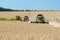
[0,7,33,11]
[0,7,58,11]
[0,7,14,11]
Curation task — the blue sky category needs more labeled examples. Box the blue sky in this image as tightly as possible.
[0,0,60,10]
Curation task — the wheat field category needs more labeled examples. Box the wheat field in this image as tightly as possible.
[0,11,60,40]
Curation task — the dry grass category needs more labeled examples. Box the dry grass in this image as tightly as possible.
[0,21,60,40]
[0,11,60,40]
[0,11,60,21]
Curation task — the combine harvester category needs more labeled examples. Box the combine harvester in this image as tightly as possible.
[31,14,49,24]
[11,14,60,27]
[31,14,60,27]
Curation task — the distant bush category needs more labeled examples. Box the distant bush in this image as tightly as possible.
[25,10,31,11]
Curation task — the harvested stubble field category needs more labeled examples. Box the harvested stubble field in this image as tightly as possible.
[0,21,60,40]
[0,11,60,40]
